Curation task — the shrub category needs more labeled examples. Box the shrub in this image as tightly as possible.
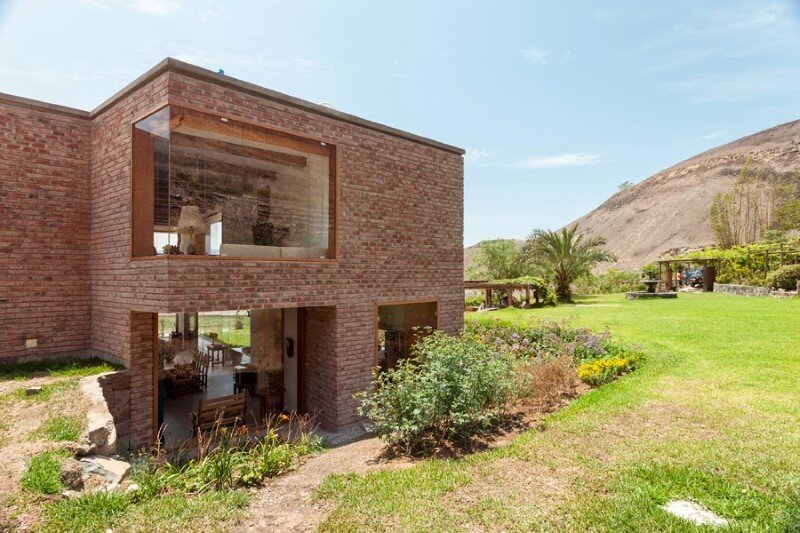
[766,264,800,290]
[131,415,322,497]
[465,319,615,363]
[577,357,634,386]
[465,319,644,390]
[21,451,64,495]
[465,295,484,308]
[358,331,517,454]
[573,268,643,295]
[517,356,577,400]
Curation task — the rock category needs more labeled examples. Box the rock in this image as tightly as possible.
[62,489,80,499]
[125,482,140,494]
[60,459,85,491]
[25,386,42,395]
[661,500,729,527]
[80,375,117,455]
[79,455,131,493]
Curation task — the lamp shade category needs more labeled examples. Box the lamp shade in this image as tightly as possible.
[177,206,205,233]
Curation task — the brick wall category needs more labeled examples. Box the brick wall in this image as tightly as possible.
[1,61,463,438]
[0,102,91,361]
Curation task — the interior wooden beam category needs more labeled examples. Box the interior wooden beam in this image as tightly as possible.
[170,148,278,181]
[170,108,332,158]
[170,131,307,168]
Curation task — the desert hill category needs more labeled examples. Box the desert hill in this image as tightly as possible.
[465,120,800,274]
[571,119,800,270]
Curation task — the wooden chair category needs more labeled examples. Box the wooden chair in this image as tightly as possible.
[191,392,247,434]
[194,355,210,390]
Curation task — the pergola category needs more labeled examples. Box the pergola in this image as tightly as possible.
[464,280,541,308]
[656,258,719,292]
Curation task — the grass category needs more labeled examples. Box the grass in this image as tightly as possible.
[20,451,66,495]
[6,380,78,403]
[35,416,83,442]
[40,481,250,532]
[319,293,800,531]
[0,357,118,382]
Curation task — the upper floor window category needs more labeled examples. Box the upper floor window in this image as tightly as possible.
[132,105,335,259]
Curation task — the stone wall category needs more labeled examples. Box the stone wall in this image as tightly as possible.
[96,371,133,452]
[714,284,771,297]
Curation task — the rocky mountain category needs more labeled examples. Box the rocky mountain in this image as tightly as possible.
[564,119,800,270]
[465,119,800,273]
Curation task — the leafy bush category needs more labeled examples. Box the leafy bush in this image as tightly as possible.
[573,268,644,295]
[21,451,64,495]
[641,261,660,280]
[465,295,484,308]
[358,331,517,454]
[677,238,800,286]
[465,319,618,363]
[577,357,635,386]
[465,319,643,390]
[766,264,800,290]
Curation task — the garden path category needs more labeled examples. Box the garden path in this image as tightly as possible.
[242,436,410,532]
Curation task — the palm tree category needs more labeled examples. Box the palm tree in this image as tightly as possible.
[519,224,617,302]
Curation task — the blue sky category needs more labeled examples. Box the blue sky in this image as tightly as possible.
[2,1,799,245]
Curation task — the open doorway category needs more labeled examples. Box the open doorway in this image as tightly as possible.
[376,300,437,371]
[156,308,306,445]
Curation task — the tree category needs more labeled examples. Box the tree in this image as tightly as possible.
[519,224,617,302]
[467,239,526,280]
[618,181,634,191]
[709,161,799,247]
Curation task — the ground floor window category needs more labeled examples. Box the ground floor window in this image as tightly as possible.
[156,308,303,445]
[376,301,437,371]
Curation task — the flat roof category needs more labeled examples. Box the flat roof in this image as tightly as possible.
[0,57,464,155]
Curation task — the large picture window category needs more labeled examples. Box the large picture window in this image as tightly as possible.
[132,106,335,259]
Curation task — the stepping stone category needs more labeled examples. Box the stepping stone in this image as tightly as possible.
[661,500,728,527]
[25,386,42,395]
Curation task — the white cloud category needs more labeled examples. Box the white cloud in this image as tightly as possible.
[463,147,491,165]
[521,47,549,65]
[518,152,602,169]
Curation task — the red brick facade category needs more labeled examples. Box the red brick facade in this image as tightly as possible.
[0,59,464,447]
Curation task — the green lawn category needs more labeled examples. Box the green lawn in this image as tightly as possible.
[318,293,800,531]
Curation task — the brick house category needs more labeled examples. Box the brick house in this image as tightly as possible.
[0,58,464,450]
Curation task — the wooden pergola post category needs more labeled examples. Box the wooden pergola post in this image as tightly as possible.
[665,262,673,291]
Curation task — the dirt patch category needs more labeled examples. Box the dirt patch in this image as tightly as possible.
[0,376,92,530]
[444,456,583,530]
[241,437,412,532]
[595,401,720,442]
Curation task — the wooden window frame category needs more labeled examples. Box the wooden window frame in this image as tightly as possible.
[131,103,339,262]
